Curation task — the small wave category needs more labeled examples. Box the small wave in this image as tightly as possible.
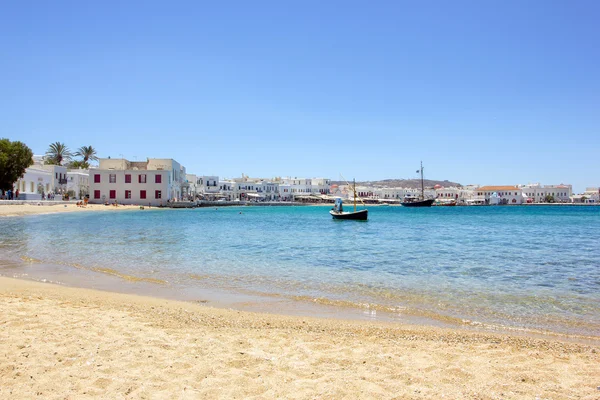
[20,256,42,263]
[90,267,167,285]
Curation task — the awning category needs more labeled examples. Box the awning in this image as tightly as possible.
[246,193,262,198]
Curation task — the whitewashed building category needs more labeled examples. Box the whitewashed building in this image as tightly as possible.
[311,178,332,195]
[183,174,198,201]
[278,183,292,201]
[66,169,90,200]
[520,183,572,203]
[278,177,331,200]
[14,166,53,200]
[14,155,68,199]
[88,158,185,206]
[572,187,599,204]
[197,176,221,200]
[218,179,235,201]
[475,186,523,205]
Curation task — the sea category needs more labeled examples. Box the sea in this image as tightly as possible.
[1,205,599,338]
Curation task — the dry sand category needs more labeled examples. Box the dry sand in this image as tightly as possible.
[1,277,598,399]
[0,203,147,217]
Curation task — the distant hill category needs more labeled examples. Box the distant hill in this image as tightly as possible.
[331,179,462,189]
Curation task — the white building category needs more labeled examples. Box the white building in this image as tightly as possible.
[88,158,185,206]
[14,155,69,199]
[278,183,292,201]
[66,169,90,200]
[311,178,332,195]
[183,174,198,201]
[519,183,572,203]
[572,187,599,204]
[197,176,220,200]
[14,166,53,200]
[475,186,523,205]
[218,179,235,201]
[279,177,331,200]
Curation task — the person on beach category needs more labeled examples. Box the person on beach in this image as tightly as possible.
[15,189,19,200]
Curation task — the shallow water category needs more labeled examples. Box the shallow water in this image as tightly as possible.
[1,205,599,337]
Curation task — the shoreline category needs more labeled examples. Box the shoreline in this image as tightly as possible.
[5,260,599,345]
[0,203,150,217]
[1,276,598,398]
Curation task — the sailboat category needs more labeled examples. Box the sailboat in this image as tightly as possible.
[330,179,368,220]
[401,161,435,208]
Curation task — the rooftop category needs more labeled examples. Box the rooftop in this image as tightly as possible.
[478,186,520,192]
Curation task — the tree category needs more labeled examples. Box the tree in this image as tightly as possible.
[74,145,98,164]
[45,142,72,165]
[0,138,34,192]
[67,160,89,169]
[544,194,555,203]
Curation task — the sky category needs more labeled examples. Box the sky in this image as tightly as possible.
[1,1,598,192]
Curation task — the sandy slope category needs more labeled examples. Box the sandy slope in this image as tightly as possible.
[1,277,598,399]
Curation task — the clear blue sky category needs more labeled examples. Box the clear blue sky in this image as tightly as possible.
[1,1,598,192]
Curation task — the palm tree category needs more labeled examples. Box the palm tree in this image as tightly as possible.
[68,160,89,169]
[45,142,72,165]
[74,145,98,164]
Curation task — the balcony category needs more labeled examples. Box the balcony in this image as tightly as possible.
[58,179,68,185]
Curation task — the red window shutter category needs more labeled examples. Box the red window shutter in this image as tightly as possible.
[140,190,146,199]
[94,174,101,183]
[125,174,131,183]
[94,190,100,199]
[110,190,116,199]
[155,174,162,184]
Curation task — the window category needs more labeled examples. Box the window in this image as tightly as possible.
[155,190,162,199]
[140,190,146,199]
[94,174,101,183]
[155,174,162,184]
[125,190,131,199]
[94,190,101,199]
[125,174,131,183]
[109,174,116,183]
[139,174,146,183]
[109,190,116,199]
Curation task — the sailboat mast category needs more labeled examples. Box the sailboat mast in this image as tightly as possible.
[353,179,357,212]
[420,161,424,199]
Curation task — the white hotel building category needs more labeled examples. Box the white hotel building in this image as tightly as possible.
[89,158,185,206]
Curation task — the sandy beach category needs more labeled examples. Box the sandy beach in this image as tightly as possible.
[0,277,598,399]
[0,203,147,217]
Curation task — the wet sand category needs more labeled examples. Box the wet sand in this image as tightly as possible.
[0,203,147,217]
[1,277,598,399]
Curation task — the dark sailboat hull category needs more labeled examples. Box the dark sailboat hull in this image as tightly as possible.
[401,199,435,208]
[330,209,368,220]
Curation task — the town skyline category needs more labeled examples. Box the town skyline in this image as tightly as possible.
[22,148,595,195]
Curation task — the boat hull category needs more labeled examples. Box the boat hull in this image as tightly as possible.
[401,199,435,208]
[330,209,368,220]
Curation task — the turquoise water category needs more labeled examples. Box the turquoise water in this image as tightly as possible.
[1,205,599,337]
